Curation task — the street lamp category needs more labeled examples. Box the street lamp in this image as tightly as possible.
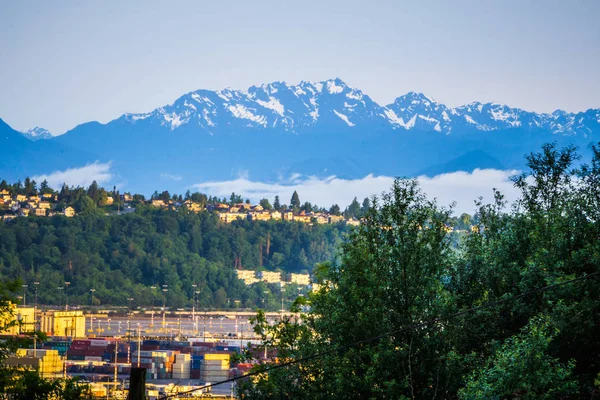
[191,284,197,325]
[194,290,200,335]
[22,284,28,306]
[127,297,134,337]
[150,286,156,328]
[64,281,70,311]
[58,287,64,309]
[161,285,168,331]
[90,288,96,308]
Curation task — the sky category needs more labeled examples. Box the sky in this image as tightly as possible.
[1,0,599,134]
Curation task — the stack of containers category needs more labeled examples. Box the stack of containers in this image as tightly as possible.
[172,353,191,379]
[67,339,90,360]
[104,341,130,363]
[201,353,230,382]
[191,354,203,379]
[16,349,63,377]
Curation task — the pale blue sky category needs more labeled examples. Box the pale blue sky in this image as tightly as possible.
[1,0,599,134]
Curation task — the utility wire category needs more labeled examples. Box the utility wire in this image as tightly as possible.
[158,270,600,399]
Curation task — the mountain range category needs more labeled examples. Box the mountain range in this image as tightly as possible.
[2,78,599,194]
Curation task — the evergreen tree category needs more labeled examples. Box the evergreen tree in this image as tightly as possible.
[273,195,281,210]
[290,191,300,210]
[329,204,341,216]
[345,197,361,219]
[87,181,99,203]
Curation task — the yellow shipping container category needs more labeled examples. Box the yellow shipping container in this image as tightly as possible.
[204,353,230,361]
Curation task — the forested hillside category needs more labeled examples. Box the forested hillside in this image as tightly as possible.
[0,205,347,309]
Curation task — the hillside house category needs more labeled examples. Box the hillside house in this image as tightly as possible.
[218,212,246,223]
[34,208,47,217]
[16,194,26,202]
[0,189,9,196]
[258,271,283,284]
[38,201,51,209]
[235,270,259,285]
[294,215,311,223]
[328,215,344,224]
[64,206,75,217]
[105,196,114,205]
[270,210,282,220]
[151,199,165,207]
[290,273,311,286]
[18,208,30,217]
[248,211,271,221]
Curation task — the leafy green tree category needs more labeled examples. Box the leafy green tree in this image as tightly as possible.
[328,204,341,216]
[459,316,577,399]
[273,195,281,210]
[259,198,272,210]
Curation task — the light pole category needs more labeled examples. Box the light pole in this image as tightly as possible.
[22,284,28,306]
[64,281,70,311]
[58,287,64,309]
[127,297,134,337]
[150,286,156,328]
[162,285,168,331]
[90,288,96,308]
[191,284,197,322]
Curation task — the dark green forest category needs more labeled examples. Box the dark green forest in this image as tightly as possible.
[0,205,347,309]
[238,143,600,399]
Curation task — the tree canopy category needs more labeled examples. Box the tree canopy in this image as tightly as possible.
[237,143,600,399]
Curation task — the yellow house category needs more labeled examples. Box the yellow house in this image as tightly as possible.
[294,215,311,223]
[0,189,9,195]
[105,196,114,205]
[290,273,311,286]
[346,219,360,226]
[328,215,344,224]
[42,193,53,199]
[218,212,246,223]
[40,310,86,338]
[235,270,259,285]
[18,208,30,217]
[16,194,27,202]
[258,271,282,284]
[34,208,47,217]
[270,210,282,220]
[315,215,328,224]
[282,211,294,221]
[3,215,16,222]
[38,201,51,209]
[64,206,75,217]
[151,199,165,207]
[248,211,271,221]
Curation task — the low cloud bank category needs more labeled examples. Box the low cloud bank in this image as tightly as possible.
[33,162,112,189]
[192,169,522,215]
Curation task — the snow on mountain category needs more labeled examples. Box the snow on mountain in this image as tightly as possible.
[21,126,53,141]
[106,78,599,137]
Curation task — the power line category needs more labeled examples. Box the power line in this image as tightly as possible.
[158,270,600,399]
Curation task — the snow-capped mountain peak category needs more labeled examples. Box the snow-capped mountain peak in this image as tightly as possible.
[111,79,599,137]
[21,126,53,141]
